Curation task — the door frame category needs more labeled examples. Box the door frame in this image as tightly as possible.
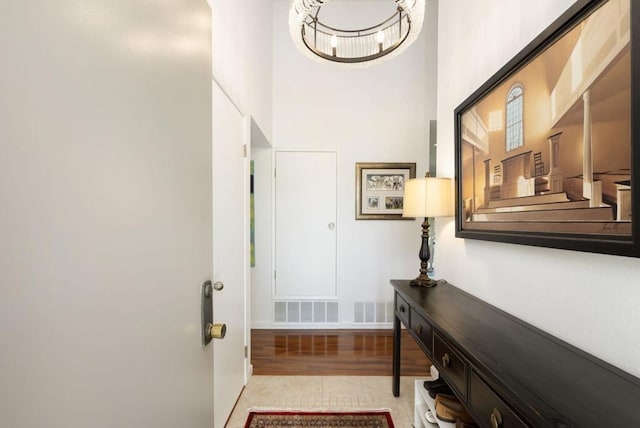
[211,77,252,422]
[242,116,252,382]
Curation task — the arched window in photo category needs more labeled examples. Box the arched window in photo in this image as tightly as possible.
[505,84,524,151]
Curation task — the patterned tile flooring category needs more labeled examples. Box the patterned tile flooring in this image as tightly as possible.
[225,375,416,427]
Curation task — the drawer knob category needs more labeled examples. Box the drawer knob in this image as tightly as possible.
[442,353,450,368]
[415,324,423,334]
[490,408,503,428]
[399,304,406,313]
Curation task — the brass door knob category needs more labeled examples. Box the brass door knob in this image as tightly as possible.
[206,323,226,341]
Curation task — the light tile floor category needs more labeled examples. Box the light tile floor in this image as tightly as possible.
[225,375,416,427]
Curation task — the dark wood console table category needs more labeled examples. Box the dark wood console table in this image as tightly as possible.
[391,279,640,427]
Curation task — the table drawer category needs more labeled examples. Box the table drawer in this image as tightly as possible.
[434,332,467,400]
[395,293,410,326]
[469,371,528,428]
[409,309,433,356]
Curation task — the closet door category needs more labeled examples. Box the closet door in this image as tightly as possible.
[274,151,337,298]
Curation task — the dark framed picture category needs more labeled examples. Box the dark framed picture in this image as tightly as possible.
[356,162,416,220]
[455,0,640,257]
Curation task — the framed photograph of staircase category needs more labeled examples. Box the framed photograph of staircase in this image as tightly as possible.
[454,0,640,257]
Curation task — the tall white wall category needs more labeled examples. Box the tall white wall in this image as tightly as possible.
[211,0,273,140]
[257,0,439,326]
[436,0,640,377]
[210,0,274,333]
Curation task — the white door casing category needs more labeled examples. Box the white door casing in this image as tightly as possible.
[274,151,338,299]
[212,81,248,427]
[0,1,214,427]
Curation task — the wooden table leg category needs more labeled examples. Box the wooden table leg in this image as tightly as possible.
[392,314,401,397]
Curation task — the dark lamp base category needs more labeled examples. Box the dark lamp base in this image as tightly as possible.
[410,217,439,288]
[410,276,439,288]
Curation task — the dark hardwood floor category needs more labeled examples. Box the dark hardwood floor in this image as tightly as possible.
[251,329,431,376]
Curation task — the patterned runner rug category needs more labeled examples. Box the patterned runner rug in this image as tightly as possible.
[244,410,395,427]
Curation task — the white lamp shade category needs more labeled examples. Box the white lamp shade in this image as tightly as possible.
[402,177,454,217]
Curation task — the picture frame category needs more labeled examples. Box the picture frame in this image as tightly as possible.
[356,162,416,220]
[454,0,640,257]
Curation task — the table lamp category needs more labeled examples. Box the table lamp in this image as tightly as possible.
[402,175,453,287]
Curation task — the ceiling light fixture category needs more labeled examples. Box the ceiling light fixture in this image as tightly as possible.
[289,0,425,67]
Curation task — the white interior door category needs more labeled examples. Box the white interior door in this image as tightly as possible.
[0,1,214,427]
[274,151,338,298]
[212,82,247,427]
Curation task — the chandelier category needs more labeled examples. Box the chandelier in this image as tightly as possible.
[289,0,425,67]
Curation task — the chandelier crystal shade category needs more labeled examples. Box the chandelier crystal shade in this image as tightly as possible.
[289,0,425,67]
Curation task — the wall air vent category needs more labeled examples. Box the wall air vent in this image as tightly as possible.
[273,300,339,324]
[353,301,394,324]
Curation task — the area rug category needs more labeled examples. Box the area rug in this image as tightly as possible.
[244,410,395,427]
